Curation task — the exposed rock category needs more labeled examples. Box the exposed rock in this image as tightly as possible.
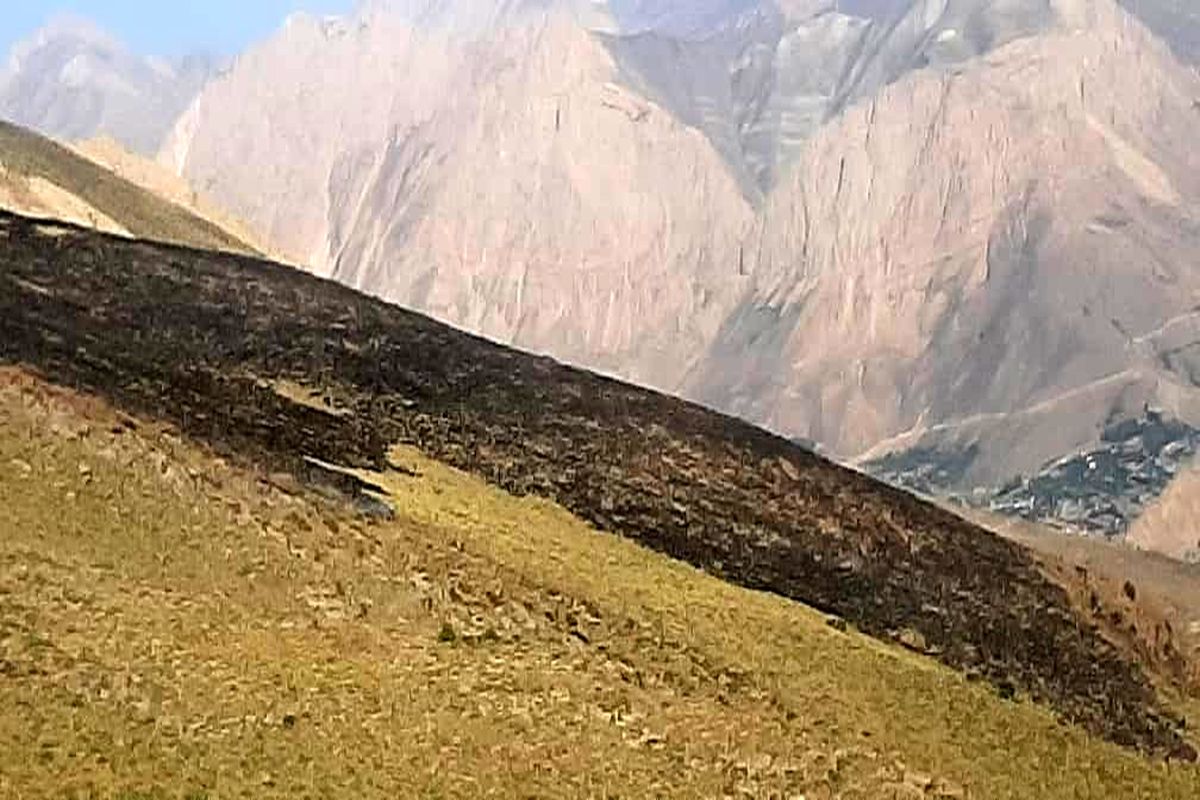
[723,2,1200,488]
[1114,0,1200,62]
[897,628,927,653]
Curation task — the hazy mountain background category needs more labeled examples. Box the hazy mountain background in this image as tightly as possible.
[5,0,1200,551]
[0,14,212,154]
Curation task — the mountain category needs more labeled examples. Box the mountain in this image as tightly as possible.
[2,209,1198,775]
[0,120,254,254]
[0,15,212,154]
[716,0,1200,483]
[159,0,1200,536]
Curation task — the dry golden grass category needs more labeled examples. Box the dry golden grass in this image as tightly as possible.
[0,369,1197,799]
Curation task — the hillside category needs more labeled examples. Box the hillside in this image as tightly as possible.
[158,0,1200,534]
[955,504,1200,691]
[2,211,1198,772]
[6,366,1200,798]
[0,121,254,254]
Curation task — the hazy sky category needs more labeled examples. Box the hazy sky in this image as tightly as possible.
[1,1,357,59]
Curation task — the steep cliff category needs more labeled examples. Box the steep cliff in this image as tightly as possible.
[703,0,1200,485]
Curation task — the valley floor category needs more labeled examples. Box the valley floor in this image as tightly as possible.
[1,369,1198,799]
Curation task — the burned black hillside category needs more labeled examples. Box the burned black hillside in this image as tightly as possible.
[0,211,1189,755]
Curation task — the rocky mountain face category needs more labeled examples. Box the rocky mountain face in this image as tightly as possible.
[159,0,1200,542]
[712,1,1200,478]
[1114,0,1200,63]
[0,15,211,155]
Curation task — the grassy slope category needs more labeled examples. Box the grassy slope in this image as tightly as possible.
[0,369,1197,799]
[0,122,253,255]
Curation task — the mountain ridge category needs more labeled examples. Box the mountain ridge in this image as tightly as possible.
[0,120,255,254]
[5,0,1197,543]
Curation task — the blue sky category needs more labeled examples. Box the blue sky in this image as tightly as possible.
[1,1,357,60]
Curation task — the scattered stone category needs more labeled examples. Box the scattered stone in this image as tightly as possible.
[903,770,934,791]
[933,781,967,799]
[777,457,800,482]
[898,628,927,653]
[354,494,395,520]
